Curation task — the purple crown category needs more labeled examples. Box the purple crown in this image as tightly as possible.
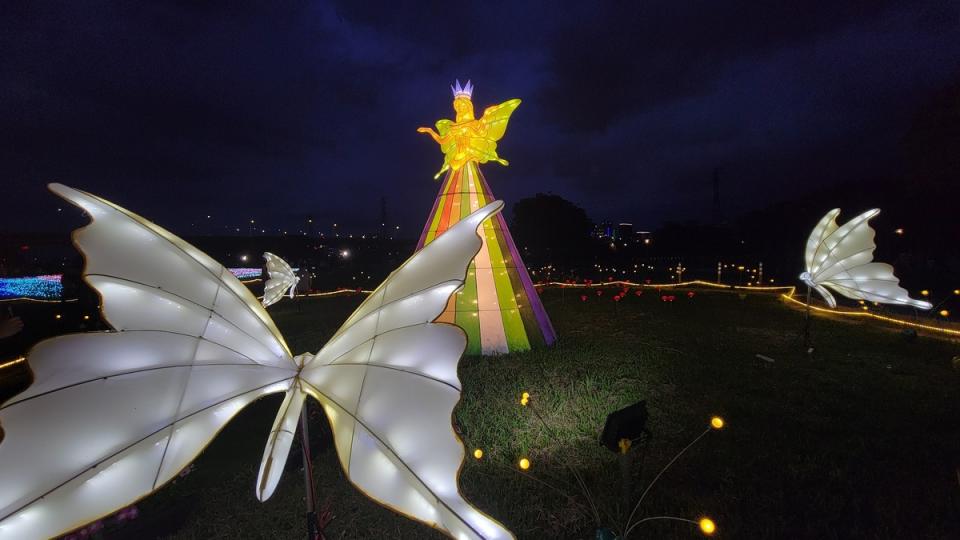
[450,79,474,99]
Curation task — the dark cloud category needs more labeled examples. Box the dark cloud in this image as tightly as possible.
[1,0,958,236]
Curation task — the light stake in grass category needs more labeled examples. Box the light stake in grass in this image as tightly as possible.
[621,416,725,539]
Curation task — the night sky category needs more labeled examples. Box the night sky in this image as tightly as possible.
[3,1,958,236]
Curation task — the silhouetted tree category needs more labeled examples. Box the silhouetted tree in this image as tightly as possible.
[510,193,594,267]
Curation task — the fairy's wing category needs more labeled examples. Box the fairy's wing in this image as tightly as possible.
[291,200,513,540]
[0,184,298,540]
[804,208,931,309]
[478,98,521,143]
[262,252,298,307]
[436,118,459,159]
[436,118,454,137]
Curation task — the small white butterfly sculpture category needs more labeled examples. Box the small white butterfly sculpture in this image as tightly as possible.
[0,184,514,540]
[800,208,931,310]
[262,252,299,307]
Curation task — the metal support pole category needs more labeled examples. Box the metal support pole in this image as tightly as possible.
[300,404,320,540]
[618,439,632,513]
[803,285,812,352]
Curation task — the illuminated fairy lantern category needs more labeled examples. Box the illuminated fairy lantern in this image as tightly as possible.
[417,80,556,355]
[0,184,514,540]
[800,208,932,310]
[261,252,299,307]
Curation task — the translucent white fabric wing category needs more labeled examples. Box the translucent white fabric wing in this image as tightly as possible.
[262,252,299,307]
[800,208,932,310]
[292,200,515,540]
[0,184,515,540]
[0,184,298,540]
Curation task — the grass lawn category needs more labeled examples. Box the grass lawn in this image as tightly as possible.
[4,287,960,539]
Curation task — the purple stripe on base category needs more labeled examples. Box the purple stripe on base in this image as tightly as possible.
[417,172,452,250]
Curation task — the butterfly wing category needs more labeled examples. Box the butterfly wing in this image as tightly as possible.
[822,262,931,309]
[0,184,298,540]
[804,208,840,274]
[294,200,515,540]
[804,208,931,309]
[263,252,298,307]
[479,99,521,143]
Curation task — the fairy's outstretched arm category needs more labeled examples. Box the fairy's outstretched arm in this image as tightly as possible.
[417,126,443,144]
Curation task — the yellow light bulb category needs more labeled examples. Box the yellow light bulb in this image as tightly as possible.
[939,309,949,317]
[699,517,716,535]
[518,457,530,470]
[55,314,61,319]
[954,289,960,295]
[473,448,483,459]
[921,289,929,296]
[521,392,530,399]
[710,416,724,430]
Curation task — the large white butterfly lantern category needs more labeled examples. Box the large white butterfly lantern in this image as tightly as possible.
[0,184,514,540]
[800,208,931,310]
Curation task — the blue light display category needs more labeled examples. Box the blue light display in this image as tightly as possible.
[0,268,268,300]
[0,274,64,299]
[227,268,262,280]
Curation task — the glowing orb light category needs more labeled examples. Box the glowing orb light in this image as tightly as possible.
[699,517,716,535]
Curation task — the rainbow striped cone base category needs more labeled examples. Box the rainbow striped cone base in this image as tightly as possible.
[417,162,557,355]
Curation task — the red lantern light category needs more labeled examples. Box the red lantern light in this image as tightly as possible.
[635,290,643,296]
[687,291,695,298]
[596,290,603,296]
[580,295,588,302]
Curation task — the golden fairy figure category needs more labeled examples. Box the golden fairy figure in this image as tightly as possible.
[418,79,521,179]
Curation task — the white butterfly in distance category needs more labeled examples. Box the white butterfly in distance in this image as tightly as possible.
[800,208,932,310]
[0,184,514,540]
[262,252,299,307]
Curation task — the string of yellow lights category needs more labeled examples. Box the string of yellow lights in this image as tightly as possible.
[780,292,960,337]
[0,357,27,370]
[535,279,959,338]
[4,278,954,339]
